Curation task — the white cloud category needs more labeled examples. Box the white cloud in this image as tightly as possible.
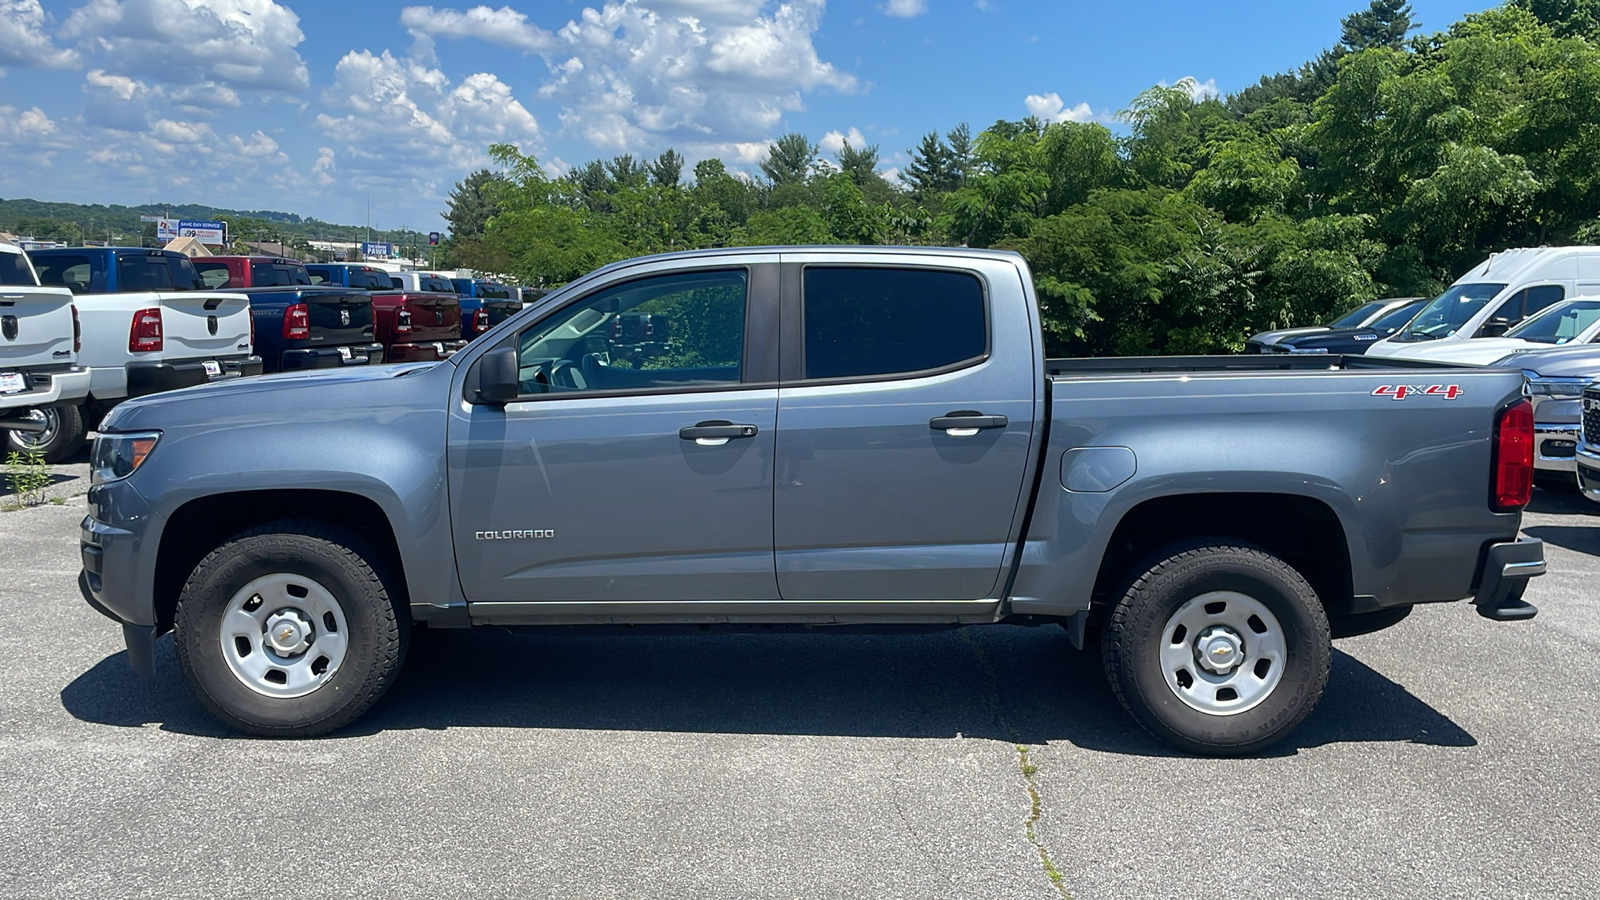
[85,68,144,102]
[400,5,556,60]
[1165,76,1219,103]
[62,0,309,93]
[0,0,79,70]
[314,49,540,177]
[882,0,927,16]
[419,1,855,160]
[974,0,995,9]
[1024,92,1093,124]
[819,127,865,156]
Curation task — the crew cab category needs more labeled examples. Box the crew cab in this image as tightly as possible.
[1368,247,1600,360]
[0,242,92,455]
[27,247,260,461]
[190,257,382,373]
[79,247,1544,754]
[449,278,519,339]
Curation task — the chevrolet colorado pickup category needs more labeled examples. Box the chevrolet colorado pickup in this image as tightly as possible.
[0,242,91,452]
[79,247,1545,754]
[27,247,260,461]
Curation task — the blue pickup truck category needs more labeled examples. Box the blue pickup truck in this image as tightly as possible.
[78,247,1544,754]
[450,278,520,339]
[194,257,382,373]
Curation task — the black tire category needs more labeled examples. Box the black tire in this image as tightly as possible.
[4,404,85,463]
[1101,540,1331,756]
[175,520,408,737]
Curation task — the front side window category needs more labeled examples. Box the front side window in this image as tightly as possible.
[515,269,747,395]
[801,267,986,380]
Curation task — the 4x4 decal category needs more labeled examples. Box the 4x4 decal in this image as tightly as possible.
[1373,384,1463,400]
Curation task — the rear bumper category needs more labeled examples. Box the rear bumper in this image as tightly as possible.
[277,343,385,372]
[1472,539,1545,620]
[0,365,90,413]
[386,339,467,363]
[126,355,263,397]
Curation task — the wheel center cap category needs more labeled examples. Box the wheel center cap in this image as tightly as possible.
[1196,627,1243,674]
[264,610,313,656]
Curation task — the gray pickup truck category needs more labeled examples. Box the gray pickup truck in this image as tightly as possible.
[79,247,1545,754]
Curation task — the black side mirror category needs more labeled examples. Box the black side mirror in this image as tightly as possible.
[1481,316,1513,338]
[475,347,519,404]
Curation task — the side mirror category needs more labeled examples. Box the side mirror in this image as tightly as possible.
[1481,316,1512,338]
[475,347,519,404]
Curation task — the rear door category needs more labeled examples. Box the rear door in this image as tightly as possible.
[772,254,1038,601]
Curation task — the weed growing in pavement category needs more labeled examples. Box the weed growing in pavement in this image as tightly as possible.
[3,450,51,510]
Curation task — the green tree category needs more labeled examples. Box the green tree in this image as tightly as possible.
[1342,0,1415,50]
[650,149,686,188]
[760,133,818,186]
[445,169,505,241]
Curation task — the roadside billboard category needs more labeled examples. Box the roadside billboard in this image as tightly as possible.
[157,218,227,245]
[361,241,393,258]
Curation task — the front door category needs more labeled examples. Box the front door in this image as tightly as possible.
[448,260,781,604]
[773,255,1038,601]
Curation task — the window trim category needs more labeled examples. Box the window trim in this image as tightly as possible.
[780,262,993,387]
[487,263,777,404]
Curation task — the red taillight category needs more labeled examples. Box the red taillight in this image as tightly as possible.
[283,302,310,341]
[128,308,163,353]
[474,308,490,335]
[72,305,81,354]
[396,307,413,336]
[1492,399,1534,511]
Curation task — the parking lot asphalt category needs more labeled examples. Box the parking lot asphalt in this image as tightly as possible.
[0,477,1596,899]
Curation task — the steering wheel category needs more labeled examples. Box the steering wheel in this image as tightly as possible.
[547,359,587,391]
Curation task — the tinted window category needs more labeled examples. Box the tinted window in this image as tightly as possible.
[515,269,746,395]
[194,261,233,289]
[480,284,511,299]
[1370,299,1428,333]
[351,268,391,291]
[117,252,200,292]
[390,277,404,290]
[251,262,310,287]
[1521,285,1566,318]
[1329,300,1387,329]
[307,270,329,285]
[802,267,986,379]
[0,251,35,286]
[422,276,453,292]
[451,279,472,295]
[33,255,92,293]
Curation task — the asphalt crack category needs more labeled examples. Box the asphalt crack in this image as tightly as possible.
[960,630,1073,899]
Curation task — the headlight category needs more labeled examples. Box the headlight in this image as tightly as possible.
[1522,375,1587,397]
[91,431,161,483]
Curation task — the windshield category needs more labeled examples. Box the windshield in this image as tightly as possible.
[1328,300,1387,329]
[1504,298,1600,344]
[1391,283,1507,342]
[1370,298,1429,333]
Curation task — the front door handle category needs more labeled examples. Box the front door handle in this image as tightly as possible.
[680,420,759,447]
[929,411,1008,437]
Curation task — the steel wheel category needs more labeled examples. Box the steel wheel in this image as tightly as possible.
[1158,590,1286,716]
[8,408,59,451]
[219,572,350,699]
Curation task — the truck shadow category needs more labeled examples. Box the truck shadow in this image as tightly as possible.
[59,626,1474,756]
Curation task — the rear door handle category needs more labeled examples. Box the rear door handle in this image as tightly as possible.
[680,420,759,446]
[929,411,1008,437]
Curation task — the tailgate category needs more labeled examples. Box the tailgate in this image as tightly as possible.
[302,288,376,346]
[485,299,521,328]
[404,292,462,342]
[0,286,75,369]
[156,292,253,358]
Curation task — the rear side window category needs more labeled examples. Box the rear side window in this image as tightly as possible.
[194,261,233,289]
[422,276,453,293]
[0,252,36,286]
[801,267,987,380]
[481,284,511,299]
[390,277,403,290]
[117,253,201,291]
[308,269,329,285]
[251,262,310,287]
[33,255,92,293]
[350,269,388,290]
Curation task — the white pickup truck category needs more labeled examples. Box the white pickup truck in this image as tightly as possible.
[0,242,92,454]
[19,247,261,461]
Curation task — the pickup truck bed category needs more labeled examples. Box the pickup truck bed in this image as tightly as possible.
[78,246,1543,754]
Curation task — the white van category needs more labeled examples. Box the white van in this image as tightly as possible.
[1367,247,1600,360]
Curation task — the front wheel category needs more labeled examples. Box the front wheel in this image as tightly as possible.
[175,521,408,737]
[1101,541,1331,755]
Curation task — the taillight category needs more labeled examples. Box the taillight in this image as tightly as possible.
[1492,399,1534,511]
[72,305,81,354]
[474,308,490,335]
[128,308,163,353]
[396,307,413,336]
[283,302,310,341]
[248,308,255,350]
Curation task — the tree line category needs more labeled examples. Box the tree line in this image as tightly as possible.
[449,0,1600,356]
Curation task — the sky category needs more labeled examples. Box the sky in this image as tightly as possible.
[0,0,1497,233]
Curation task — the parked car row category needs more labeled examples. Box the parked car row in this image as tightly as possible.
[0,245,525,462]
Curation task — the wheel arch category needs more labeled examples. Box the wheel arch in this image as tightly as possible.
[154,489,408,632]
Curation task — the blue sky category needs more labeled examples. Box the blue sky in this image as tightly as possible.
[0,0,1494,232]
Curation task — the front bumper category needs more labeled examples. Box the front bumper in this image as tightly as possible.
[1472,539,1545,620]
[1534,422,1580,475]
[0,365,90,415]
[1577,444,1600,503]
[127,355,263,398]
[80,476,163,676]
[278,343,385,372]
[386,339,467,363]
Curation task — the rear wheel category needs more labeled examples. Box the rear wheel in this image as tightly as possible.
[175,521,408,737]
[1102,541,1331,755]
[4,404,85,463]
